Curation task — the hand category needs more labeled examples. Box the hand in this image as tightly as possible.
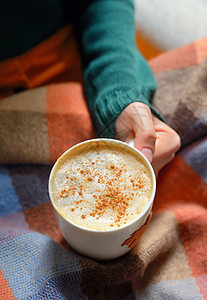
[114,102,181,175]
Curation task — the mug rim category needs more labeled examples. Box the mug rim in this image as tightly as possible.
[48,138,156,233]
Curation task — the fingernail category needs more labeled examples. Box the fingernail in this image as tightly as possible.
[141,148,153,163]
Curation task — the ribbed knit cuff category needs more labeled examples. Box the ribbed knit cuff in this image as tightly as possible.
[93,87,165,138]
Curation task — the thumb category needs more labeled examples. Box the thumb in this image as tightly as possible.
[134,119,156,163]
[114,102,156,163]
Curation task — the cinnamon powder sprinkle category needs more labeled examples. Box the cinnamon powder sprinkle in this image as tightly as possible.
[91,181,133,224]
[58,152,149,228]
[60,189,69,198]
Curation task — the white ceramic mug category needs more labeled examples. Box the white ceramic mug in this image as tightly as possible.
[48,138,156,260]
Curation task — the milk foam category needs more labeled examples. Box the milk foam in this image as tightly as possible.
[51,141,153,230]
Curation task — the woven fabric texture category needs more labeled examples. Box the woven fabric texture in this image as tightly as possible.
[0,38,207,299]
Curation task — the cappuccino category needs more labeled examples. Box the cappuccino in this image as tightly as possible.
[50,140,153,231]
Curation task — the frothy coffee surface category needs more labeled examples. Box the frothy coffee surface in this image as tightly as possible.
[51,141,153,230]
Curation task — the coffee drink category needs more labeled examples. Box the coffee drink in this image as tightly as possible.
[50,140,153,231]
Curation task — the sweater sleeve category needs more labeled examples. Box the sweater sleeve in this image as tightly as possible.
[75,0,164,138]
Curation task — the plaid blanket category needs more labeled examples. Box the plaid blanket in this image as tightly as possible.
[0,38,207,299]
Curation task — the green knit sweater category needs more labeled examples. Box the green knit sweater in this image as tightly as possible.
[0,0,162,137]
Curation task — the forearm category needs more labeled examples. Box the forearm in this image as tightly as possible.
[75,0,162,137]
